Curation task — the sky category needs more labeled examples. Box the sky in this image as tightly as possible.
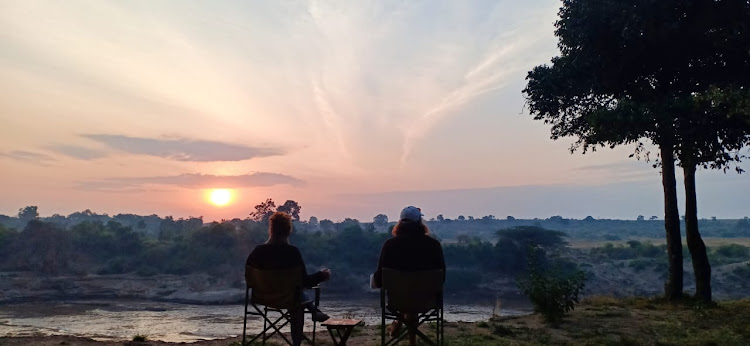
[1,0,748,223]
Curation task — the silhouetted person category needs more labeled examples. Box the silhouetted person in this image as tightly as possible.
[373,206,445,346]
[246,211,331,346]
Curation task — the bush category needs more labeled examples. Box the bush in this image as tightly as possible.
[517,248,586,324]
[132,334,147,342]
[715,244,749,258]
[629,259,650,271]
[732,263,750,280]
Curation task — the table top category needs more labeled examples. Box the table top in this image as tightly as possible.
[321,319,363,327]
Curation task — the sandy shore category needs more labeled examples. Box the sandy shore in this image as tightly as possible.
[5,298,749,345]
[0,325,392,346]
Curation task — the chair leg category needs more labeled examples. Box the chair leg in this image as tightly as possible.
[440,308,444,346]
[381,310,385,345]
[243,289,249,346]
[381,289,386,346]
[262,307,267,346]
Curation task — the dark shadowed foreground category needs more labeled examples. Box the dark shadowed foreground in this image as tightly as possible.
[2,298,749,345]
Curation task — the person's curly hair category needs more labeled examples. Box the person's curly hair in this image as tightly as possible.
[391,219,430,237]
[269,211,293,238]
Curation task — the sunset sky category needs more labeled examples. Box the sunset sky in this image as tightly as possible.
[2,0,748,222]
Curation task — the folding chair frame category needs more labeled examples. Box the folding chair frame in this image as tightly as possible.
[242,268,321,346]
[379,269,444,346]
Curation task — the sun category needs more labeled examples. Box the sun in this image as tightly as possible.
[208,189,233,207]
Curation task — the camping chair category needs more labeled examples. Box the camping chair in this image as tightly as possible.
[380,268,444,346]
[243,266,320,346]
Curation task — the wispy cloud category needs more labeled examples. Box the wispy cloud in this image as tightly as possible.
[48,145,107,160]
[82,134,285,162]
[78,172,305,191]
[1,150,56,165]
[574,161,654,182]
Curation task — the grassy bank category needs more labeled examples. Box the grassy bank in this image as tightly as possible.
[1,297,748,345]
[444,297,750,345]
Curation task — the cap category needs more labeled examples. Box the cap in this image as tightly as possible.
[399,206,423,222]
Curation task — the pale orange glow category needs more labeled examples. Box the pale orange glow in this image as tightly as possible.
[208,189,233,207]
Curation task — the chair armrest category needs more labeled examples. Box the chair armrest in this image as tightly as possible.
[312,285,321,306]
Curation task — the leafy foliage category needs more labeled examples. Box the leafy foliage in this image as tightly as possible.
[249,198,276,222]
[276,200,302,221]
[517,248,586,324]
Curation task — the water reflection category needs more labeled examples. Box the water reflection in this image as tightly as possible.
[0,299,530,342]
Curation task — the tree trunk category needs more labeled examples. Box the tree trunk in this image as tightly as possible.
[683,163,712,302]
[661,143,683,301]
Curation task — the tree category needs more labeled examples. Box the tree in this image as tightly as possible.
[637,215,645,221]
[18,206,39,225]
[372,214,389,229]
[308,216,319,228]
[249,198,276,223]
[319,219,335,232]
[495,226,570,275]
[523,0,750,301]
[506,216,516,221]
[457,215,466,221]
[436,214,445,222]
[276,200,301,221]
[675,88,750,302]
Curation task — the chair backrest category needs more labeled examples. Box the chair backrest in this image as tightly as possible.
[246,265,303,309]
[382,267,444,313]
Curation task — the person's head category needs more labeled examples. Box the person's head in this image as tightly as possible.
[268,211,293,240]
[392,206,429,236]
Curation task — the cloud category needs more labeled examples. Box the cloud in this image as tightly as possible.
[573,161,654,182]
[1,150,56,165]
[574,162,648,171]
[78,172,304,191]
[48,145,107,160]
[82,134,285,162]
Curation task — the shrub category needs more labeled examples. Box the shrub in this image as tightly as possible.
[492,324,514,336]
[629,259,650,271]
[715,244,749,258]
[732,263,750,280]
[517,247,586,325]
[132,334,147,342]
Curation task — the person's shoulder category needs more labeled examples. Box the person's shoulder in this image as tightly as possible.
[266,242,300,252]
[425,235,442,246]
[382,236,399,245]
[249,243,265,253]
[251,243,273,251]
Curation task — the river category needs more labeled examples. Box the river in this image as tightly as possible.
[0,298,530,342]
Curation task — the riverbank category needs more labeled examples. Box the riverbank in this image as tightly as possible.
[2,297,748,345]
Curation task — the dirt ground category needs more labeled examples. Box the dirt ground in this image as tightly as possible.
[3,297,749,345]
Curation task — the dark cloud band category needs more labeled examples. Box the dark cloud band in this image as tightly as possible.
[1,150,56,164]
[78,172,304,191]
[83,134,285,162]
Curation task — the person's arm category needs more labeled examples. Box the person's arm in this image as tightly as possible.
[245,247,259,287]
[435,241,446,283]
[294,247,327,288]
[373,241,388,288]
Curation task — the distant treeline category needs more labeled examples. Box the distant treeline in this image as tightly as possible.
[1,206,749,296]
[3,206,750,241]
[0,207,582,294]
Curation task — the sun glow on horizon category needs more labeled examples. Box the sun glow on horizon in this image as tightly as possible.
[208,189,233,207]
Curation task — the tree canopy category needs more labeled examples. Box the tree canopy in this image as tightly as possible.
[523,0,750,301]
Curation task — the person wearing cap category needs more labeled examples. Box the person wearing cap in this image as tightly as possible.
[372,206,446,345]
